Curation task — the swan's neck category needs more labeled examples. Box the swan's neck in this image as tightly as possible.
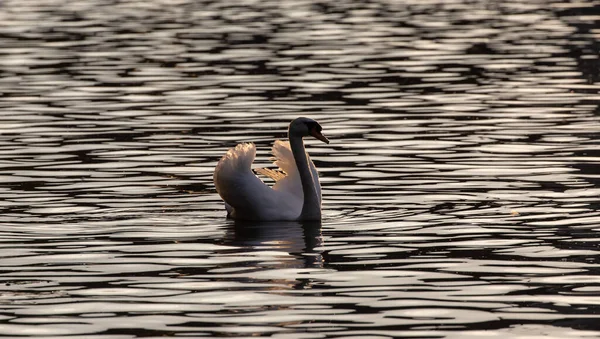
[290,135,321,220]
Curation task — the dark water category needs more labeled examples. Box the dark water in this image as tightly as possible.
[2,0,600,337]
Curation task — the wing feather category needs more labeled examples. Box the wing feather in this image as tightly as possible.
[271,140,321,204]
[254,168,286,181]
[213,143,301,220]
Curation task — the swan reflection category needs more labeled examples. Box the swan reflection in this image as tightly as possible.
[225,220,324,268]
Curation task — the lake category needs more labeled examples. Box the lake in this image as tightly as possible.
[1,0,600,337]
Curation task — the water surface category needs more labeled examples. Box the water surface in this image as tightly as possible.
[2,0,600,337]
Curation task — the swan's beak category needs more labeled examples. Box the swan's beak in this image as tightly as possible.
[311,128,330,144]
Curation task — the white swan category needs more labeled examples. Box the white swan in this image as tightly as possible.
[213,117,329,221]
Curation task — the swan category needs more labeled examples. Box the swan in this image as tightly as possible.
[213,117,329,221]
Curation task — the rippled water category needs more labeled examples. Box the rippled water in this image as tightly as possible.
[2,0,600,337]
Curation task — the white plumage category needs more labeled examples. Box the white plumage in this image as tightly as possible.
[213,118,328,221]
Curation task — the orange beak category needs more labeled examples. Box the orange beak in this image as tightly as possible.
[310,128,330,144]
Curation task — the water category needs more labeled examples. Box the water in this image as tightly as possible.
[2,0,600,337]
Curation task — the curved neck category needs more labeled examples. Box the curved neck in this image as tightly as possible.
[289,135,321,220]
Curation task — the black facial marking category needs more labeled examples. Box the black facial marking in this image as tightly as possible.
[307,121,322,132]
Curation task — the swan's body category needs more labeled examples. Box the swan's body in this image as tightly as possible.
[213,118,328,221]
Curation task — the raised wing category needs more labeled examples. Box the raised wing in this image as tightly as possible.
[269,140,321,204]
[213,143,301,220]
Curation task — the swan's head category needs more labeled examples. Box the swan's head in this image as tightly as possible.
[289,117,329,144]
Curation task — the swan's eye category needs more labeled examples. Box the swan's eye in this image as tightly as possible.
[307,122,322,132]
